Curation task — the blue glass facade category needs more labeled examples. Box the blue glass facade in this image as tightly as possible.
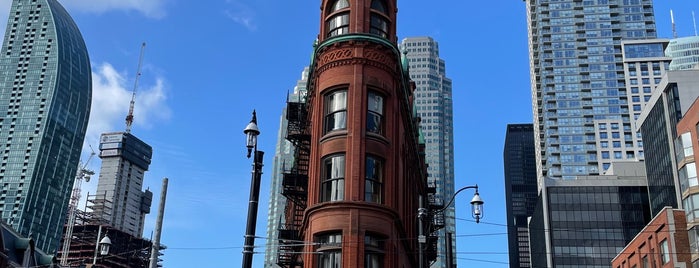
[527,0,657,179]
[0,0,91,252]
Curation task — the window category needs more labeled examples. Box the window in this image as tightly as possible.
[324,90,347,133]
[679,162,698,193]
[321,155,345,202]
[367,91,384,134]
[660,239,670,264]
[641,255,649,268]
[326,0,349,37]
[602,151,610,159]
[365,156,383,203]
[370,0,389,38]
[317,233,342,268]
[365,235,384,268]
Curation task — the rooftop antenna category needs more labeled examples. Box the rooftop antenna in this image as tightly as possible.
[126,42,146,133]
[693,11,698,36]
[671,9,678,39]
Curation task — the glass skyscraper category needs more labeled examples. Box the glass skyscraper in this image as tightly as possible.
[263,67,308,267]
[504,124,538,268]
[525,0,657,181]
[0,0,91,252]
[400,37,455,268]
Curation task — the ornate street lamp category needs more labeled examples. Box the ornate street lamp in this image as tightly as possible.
[242,110,265,268]
[418,185,485,268]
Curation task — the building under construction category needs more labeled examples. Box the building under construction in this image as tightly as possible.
[57,193,163,268]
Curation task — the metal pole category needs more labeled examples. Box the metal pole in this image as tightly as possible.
[417,195,426,268]
[149,178,168,268]
[93,225,102,265]
[446,232,454,268]
[242,150,264,268]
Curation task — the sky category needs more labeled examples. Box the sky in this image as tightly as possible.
[0,0,697,267]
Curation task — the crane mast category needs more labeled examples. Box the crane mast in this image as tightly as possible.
[126,42,146,133]
[60,146,96,265]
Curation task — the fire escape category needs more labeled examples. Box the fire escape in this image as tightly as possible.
[277,98,310,268]
[425,180,443,262]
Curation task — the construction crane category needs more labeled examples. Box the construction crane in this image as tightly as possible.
[126,42,146,133]
[60,146,96,266]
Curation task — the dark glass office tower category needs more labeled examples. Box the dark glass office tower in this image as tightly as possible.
[504,124,538,268]
[529,167,651,268]
[0,0,91,252]
[524,0,657,180]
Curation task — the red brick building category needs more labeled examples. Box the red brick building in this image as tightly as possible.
[611,207,691,268]
[275,0,433,267]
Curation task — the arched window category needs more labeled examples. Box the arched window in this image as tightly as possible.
[370,0,389,38]
[326,0,350,38]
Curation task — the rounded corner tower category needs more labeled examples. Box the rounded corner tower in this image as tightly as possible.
[283,0,431,267]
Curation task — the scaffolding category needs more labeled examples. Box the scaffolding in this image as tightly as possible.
[58,193,163,268]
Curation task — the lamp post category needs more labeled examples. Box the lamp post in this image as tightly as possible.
[242,110,264,268]
[417,185,484,268]
[92,225,111,266]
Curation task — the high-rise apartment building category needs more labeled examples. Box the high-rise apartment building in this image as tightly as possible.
[263,67,308,267]
[400,36,455,268]
[524,0,657,181]
[0,0,91,252]
[274,0,435,267]
[92,132,153,237]
[595,39,671,171]
[504,124,537,268]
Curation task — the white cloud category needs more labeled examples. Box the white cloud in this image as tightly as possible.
[78,62,170,207]
[83,62,171,152]
[224,1,257,31]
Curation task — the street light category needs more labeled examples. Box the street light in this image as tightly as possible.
[98,235,112,256]
[417,184,485,268]
[92,226,111,265]
[242,110,265,268]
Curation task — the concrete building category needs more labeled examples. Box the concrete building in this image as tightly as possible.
[90,132,153,238]
[674,97,699,265]
[611,207,691,268]
[274,0,433,267]
[263,67,308,267]
[504,124,537,268]
[637,70,699,216]
[666,36,699,70]
[400,36,455,268]
[529,162,652,268]
[0,0,92,252]
[523,0,657,182]
[593,39,671,172]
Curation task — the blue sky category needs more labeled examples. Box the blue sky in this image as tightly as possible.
[0,0,697,267]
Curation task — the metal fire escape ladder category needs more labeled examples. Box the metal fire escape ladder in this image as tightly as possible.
[277,100,310,268]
